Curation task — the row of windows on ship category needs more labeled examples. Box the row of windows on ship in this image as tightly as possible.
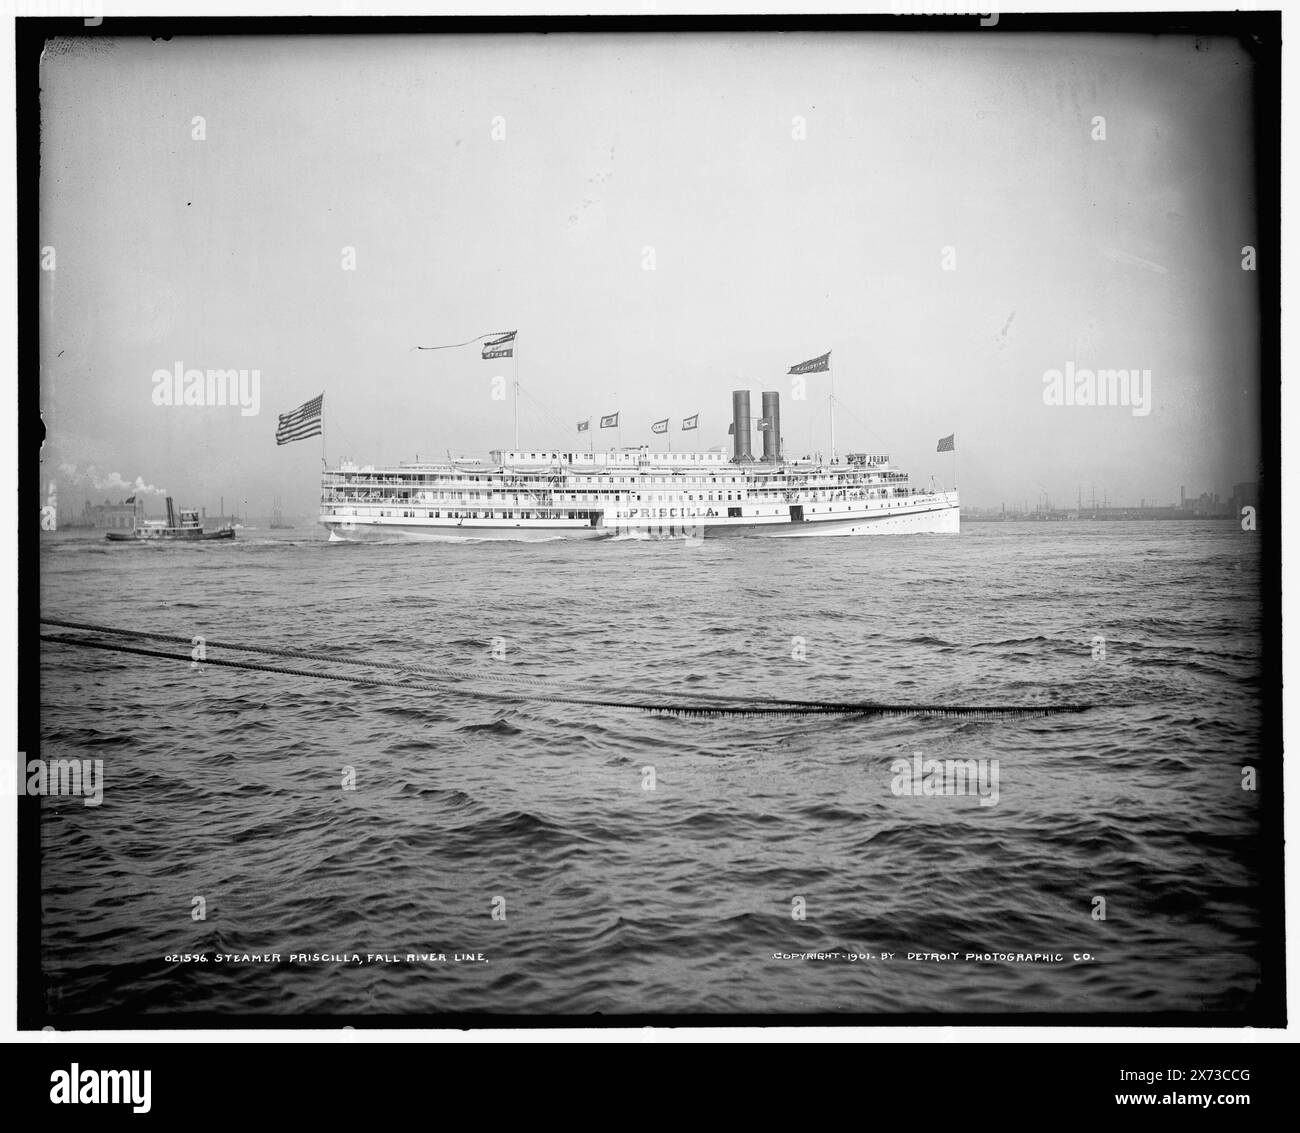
[324,479,910,501]
[325,471,909,487]
[325,486,918,505]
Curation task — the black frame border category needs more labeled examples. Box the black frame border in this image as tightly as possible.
[17,9,1283,1032]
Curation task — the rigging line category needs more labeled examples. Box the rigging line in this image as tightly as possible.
[40,630,1105,719]
[516,383,576,447]
[40,616,811,706]
[829,394,892,454]
[325,411,356,462]
[414,331,512,352]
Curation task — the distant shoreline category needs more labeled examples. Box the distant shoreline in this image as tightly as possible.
[962,513,1240,522]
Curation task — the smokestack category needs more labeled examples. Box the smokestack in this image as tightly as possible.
[165,497,175,527]
[761,391,782,463]
[731,390,752,462]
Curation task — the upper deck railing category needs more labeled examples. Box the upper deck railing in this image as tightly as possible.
[336,450,892,475]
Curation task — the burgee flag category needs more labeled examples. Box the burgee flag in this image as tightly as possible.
[651,418,669,434]
[276,393,324,446]
[682,414,699,430]
[600,412,619,428]
[481,331,517,360]
[788,351,830,375]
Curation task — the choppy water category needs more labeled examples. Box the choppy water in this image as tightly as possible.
[36,520,1266,1018]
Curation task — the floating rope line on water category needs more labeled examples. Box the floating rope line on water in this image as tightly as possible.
[42,617,786,707]
[40,618,1102,720]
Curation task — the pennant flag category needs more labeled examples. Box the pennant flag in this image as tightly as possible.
[481,330,517,360]
[651,418,669,434]
[728,422,734,435]
[788,351,830,374]
[757,417,772,431]
[577,418,590,432]
[417,331,514,352]
[682,414,699,431]
[600,412,619,428]
[936,433,955,452]
[276,393,324,446]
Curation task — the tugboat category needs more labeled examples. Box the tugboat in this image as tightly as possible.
[105,497,235,542]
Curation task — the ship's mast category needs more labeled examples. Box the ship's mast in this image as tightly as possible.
[828,353,836,465]
[513,336,521,450]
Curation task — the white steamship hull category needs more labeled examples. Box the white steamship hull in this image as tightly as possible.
[708,494,960,537]
[324,518,606,543]
[321,492,959,542]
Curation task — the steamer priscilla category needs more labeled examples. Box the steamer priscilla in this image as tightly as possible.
[318,388,959,541]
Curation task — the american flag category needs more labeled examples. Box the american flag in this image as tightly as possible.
[936,433,955,452]
[276,393,324,446]
[788,351,830,374]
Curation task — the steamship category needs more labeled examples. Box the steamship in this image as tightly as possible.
[318,389,959,541]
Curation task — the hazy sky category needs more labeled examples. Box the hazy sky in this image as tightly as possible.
[39,31,1262,516]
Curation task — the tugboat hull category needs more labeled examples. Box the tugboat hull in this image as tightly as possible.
[106,528,235,542]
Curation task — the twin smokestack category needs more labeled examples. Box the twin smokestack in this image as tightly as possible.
[731,389,782,463]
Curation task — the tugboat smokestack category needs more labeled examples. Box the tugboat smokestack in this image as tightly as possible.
[165,496,175,528]
[731,390,752,462]
[761,390,782,463]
